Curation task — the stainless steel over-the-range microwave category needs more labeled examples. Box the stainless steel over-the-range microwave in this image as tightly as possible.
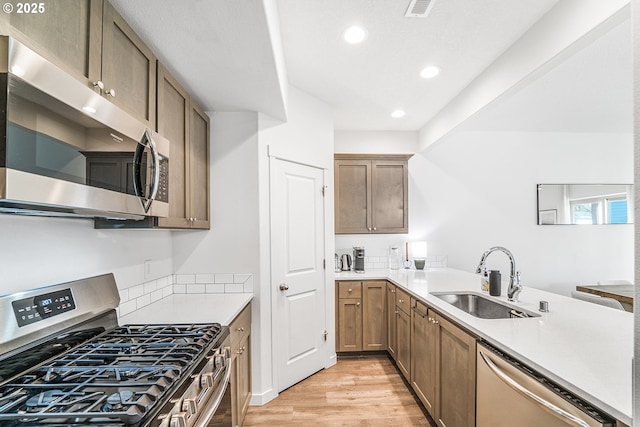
[0,36,169,220]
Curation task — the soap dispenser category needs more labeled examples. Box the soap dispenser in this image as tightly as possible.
[480,267,490,292]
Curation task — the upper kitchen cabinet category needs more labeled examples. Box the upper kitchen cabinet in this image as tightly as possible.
[2,1,102,83]
[156,65,210,229]
[188,103,210,229]
[334,154,412,234]
[100,1,156,127]
[4,0,156,128]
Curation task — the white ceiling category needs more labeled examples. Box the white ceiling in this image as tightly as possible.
[110,0,629,134]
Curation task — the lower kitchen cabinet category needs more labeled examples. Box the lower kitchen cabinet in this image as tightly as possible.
[386,283,397,359]
[230,303,252,427]
[410,303,476,427]
[395,288,411,381]
[336,281,386,352]
[410,299,435,415]
[362,281,387,351]
[434,313,476,427]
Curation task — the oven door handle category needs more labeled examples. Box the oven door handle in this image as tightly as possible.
[479,350,590,427]
[194,348,232,427]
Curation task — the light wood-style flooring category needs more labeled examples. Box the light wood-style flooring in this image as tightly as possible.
[243,355,434,427]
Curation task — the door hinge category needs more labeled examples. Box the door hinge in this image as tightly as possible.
[323,259,326,269]
[322,185,327,197]
[323,330,328,341]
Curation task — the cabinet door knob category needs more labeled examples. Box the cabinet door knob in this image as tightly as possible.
[356,301,361,306]
[237,327,244,332]
[398,299,404,303]
[106,88,116,97]
[92,80,104,91]
[373,227,377,231]
[348,288,352,293]
[279,283,289,291]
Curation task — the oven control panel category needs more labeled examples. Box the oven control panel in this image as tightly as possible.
[11,288,76,327]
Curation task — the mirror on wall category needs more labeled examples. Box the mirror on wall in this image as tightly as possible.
[537,184,634,225]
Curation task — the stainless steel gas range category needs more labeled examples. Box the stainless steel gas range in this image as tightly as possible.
[0,274,231,427]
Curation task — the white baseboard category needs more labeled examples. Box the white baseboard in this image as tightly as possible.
[326,352,337,369]
[249,387,279,406]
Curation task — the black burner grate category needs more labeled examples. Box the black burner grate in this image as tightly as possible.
[0,323,222,426]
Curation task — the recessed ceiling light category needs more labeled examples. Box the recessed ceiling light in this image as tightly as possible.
[343,26,367,44]
[82,106,97,114]
[391,110,406,118]
[420,65,441,79]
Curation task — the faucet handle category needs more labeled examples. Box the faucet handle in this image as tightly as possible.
[516,271,521,284]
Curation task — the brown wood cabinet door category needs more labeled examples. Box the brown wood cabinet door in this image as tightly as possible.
[386,283,397,359]
[337,298,362,352]
[411,302,436,416]
[6,0,102,85]
[334,160,371,233]
[371,160,408,233]
[101,1,156,127]
[236,334,251,427]
[156,65,190,229]
[396,308,411,380]
[435,314,476,427]
[188,103,210,229]
[362,281,387,351]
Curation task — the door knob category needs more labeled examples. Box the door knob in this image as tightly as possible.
[279,283,289,291]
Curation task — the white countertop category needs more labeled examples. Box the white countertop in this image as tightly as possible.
[336,268,633,424]
[118,293,253,326]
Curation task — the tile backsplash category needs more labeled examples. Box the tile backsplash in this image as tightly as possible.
[118,273,253,317]
[336,246,448,270]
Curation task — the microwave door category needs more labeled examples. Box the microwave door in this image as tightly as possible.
[133,129,160,213]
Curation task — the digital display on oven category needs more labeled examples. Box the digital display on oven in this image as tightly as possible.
[11,288,76,327]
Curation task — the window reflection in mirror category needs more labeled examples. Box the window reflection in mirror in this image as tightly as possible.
[537,184,633,225]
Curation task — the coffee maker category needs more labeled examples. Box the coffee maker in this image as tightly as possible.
[353,247,365,273]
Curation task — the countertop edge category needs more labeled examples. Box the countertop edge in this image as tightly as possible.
[118,293,254,326]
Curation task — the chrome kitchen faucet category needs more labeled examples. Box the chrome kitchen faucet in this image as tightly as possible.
[475,246,522,302]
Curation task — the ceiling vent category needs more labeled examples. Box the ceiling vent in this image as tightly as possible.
[405,0,436,18]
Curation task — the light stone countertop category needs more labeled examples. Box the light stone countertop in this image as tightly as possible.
[118,293,253,326]
[336,268,633,425]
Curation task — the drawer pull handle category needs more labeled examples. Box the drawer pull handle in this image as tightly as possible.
[237,327,245,332]
[348,288,352,293]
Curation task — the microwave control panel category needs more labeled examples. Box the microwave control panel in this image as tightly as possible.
[12,288,76,327]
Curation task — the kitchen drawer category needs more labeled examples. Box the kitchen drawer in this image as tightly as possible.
[412,298,428,318]
[338,281,362,299]
[396,288,411,314]
[230,303,251,353]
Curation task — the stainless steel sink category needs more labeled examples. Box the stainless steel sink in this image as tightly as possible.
[432,292,540,319]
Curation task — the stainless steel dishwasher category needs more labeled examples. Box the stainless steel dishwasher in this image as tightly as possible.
[476,342,616,427]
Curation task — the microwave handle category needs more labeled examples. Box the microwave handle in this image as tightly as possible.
[133,129,160,213]
[147,130,160,208]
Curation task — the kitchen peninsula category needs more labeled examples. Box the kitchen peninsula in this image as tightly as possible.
[336,267,632,426]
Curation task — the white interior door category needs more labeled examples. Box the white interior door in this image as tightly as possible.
[271,159,326,392]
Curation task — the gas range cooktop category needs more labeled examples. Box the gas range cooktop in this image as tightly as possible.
[0,323,224,426]
[0,274,230,427]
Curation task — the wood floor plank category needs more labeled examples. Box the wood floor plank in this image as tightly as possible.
[243,355,434,427]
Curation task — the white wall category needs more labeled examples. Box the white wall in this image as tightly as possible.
[420,130,633,295]
[0,215,173,295]
[172,112,260,275]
